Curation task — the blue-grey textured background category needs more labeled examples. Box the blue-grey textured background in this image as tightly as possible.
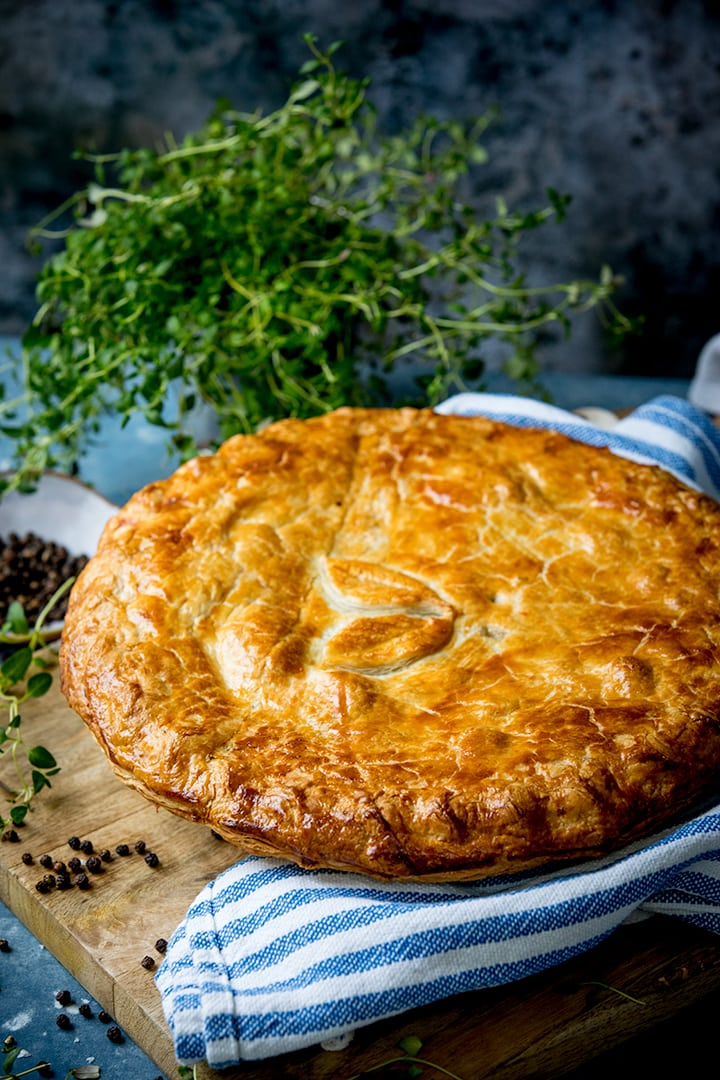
[0,1,718,376]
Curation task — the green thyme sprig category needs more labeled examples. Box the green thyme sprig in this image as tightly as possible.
[0,1046,50,1080]
[0,581,74,829]
[348,1035,465,1079]
[0,35,636,491]
[2,1039,99,1080]
[177,1035,465,1080]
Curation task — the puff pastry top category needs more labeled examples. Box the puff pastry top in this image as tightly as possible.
[60,407,720,880]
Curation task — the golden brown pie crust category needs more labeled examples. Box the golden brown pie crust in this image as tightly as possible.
[60,407,720,881]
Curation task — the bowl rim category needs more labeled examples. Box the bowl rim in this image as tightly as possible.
[0,469,119,643]
[0,468,119,510]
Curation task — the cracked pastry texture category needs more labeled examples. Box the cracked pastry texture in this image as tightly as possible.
[60,407,720,881]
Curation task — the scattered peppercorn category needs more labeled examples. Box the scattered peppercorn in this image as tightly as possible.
[21,852,33,865]
[67,836,81,850]
[144,851,159,868]
[85,855,103,874]
[41,873,56,890]
[55,989,72,1005]
[78,1003,93,1018]
[98,1010,113,1024]
[55,1012,72,1030]
[115,843,130,856]
[53,860,67,874]
[39,854,53,868]
[99,848,112,862]
[3,1035,16,1048]
[75,873,90,890]
[80,839,94,854]
[154,938,168,954]
[133,840,146,854]
[68,857,82,873]
[35,879,51,894]
[106,1025,123,1043]
[2,829,20,843]
[0,938,9,952]
[36,1064,52,1079]
[56,872,72,890]
[140,955,155,970]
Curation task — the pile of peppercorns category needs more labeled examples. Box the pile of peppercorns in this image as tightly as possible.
[0,530,89,623]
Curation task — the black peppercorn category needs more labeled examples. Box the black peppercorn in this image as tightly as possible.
[99,848,112,862]
[154,938,168,954]
[56,872,72,890]
[0,938,9,952]
[144,851,159,868]
[80,839,94,854]
[41,873,56,889]
[0,531,88,620]
[75,873,90,890]
[21,852,33,865]
[106,1025,123,1043]
[133,840,146,854]
[55,989,72,1005]
[68,857,82,873]
[53,860,67,875]
[79,1003,93,1018]
[140,955,155,970]
[35,879,50,894]
[85,855,103,874]
[67,836,81,850]
[36,1064,52,1079]
[2,829,20,843]
[98,1010,112,1024]
[115,843,130,856]
[39,853,53,868]
[56,1013,72,1030]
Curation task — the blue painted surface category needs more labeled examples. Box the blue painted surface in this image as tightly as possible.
[0,902,164,1078]
[0,339,696,1075]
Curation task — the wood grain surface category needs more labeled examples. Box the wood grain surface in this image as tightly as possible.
[2,671,720,1080]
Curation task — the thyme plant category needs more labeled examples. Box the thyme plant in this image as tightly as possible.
[0,36,632,490]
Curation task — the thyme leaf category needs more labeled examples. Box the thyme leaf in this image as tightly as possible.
[0,581,73,829]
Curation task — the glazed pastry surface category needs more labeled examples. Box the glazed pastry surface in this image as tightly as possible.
[60,407,720,880]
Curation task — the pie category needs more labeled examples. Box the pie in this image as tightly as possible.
[59,406,720,881]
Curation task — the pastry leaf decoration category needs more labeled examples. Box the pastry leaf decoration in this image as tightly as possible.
[319,559,455,674]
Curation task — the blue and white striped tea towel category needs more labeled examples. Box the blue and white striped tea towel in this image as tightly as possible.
[156,393,720,1066]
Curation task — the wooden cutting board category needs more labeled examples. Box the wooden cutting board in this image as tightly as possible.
[3,671,720,1080]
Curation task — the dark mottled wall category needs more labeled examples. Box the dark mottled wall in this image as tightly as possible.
[1,0,719,378]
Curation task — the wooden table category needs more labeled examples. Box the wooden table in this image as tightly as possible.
[2,674,720,1079]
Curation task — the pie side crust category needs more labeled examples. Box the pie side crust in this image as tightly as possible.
[59,407,720,881]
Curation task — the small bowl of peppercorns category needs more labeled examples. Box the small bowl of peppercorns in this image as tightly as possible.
[0,471,117,641]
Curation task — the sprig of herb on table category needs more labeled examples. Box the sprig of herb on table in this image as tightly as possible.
[2,1037,98,1079]
[348,1035,465,1079]
[1,35,635,491]
[177,1035,465,1080]
[0,581,74,830]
